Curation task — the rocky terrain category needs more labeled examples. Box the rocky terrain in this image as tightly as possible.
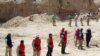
[0,0,98,22]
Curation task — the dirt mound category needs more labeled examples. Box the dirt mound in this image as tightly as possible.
[1,13,54,28]
[1,16,30,28]
[32,13,53,23]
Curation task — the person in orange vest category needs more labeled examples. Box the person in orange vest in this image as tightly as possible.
[32,35,41,56]
[17,40,25,56]
[46,33,54,56]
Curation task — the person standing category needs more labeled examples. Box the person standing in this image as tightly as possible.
[68,15,72,27]
[87,16,90,26]
[61,30,67,54]
[58,28,65,46]
[32,35,41,56]
[17,40,25,56]
[79,28,84,49]
[87,13,91,26]
[46,33,54,56]
[52,15,56,26]
[60,28,65,38]
[5,33,13,56]
[80,17,84,26]
[74,13,79,27]
[74,28,80,47]
[86,29,92,48]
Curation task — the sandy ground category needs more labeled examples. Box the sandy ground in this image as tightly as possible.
[0,16,100,56]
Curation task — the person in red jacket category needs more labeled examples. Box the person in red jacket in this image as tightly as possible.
[75,28,83,49]
[61,30,67,54]
[75,28,80,47]
[46,33,54,56]
[60,28,65,37]
[32,35,41,56]
[64,31,67,44]
[58,28,65,46]
[17,40,25,56]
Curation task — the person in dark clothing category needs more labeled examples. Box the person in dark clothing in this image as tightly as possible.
[5,33,13,56]
[47,47,53,56]
[61,34,65,54]
[46,33,54,56]
[80,28,84,40]
[86,29,92,48]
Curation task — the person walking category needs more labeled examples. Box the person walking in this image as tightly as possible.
[86,29,92,48]
[17,40,25,56]
[32,35,41,56]
[5,33,13,56]
[46,33,54,56]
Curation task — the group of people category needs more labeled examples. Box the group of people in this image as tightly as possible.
[74,28,92,50]
[5,27,92,56]
[5,33,54,56]
[52,13,92,27]
[69,13,92,27]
